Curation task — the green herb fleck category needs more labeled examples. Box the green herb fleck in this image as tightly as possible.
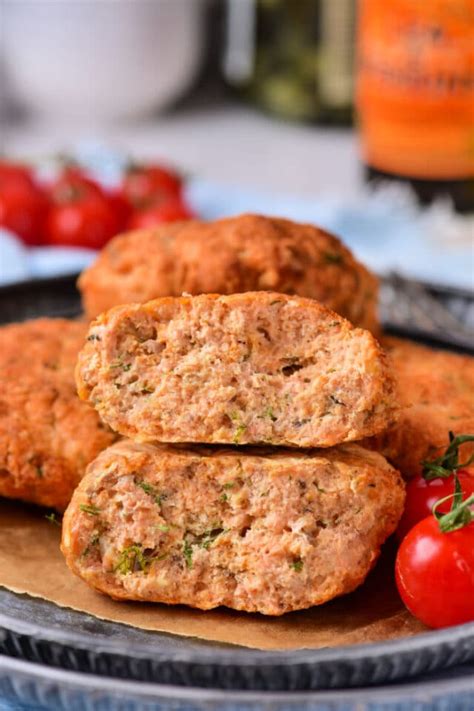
[223,482,235,490]
[28,456,43,478]
[45,512,61,526]
[290,559,303,572]
[115,544,156,575]
[265,406,277,422]
[158,524,170,533]
[196,527,225,550]
[110,360,132,372]
[80,503,100,516]
[183,539,193,569]
[135,478,165,506]
[233,423,247,444]
[81,532,100,559]
[137,480,154,495]
[182,527,226,567]
[323,252,343,265]
[229,411,247,443]
[219,493,228,503]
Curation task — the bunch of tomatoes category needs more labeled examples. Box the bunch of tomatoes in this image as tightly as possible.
[0,160,194,250]
[395,433,474,629]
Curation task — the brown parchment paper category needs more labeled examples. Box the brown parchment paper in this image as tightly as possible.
[0,500,426,650]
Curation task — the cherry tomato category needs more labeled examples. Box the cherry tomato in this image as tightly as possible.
[106,189,132,231]
[0,161,34,187]
[122,164,182,207]
[47,167,104,204]
[45,195,120,250]
[127,197,194,230]
[396,515,474,628]
[0,177,48,245]
[397,469,474,541]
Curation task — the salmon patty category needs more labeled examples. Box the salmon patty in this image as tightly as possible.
[78,221,188,320]
[78,214,379,332]
[0,319,117,510]
[62,440,405,615]
[366,336,474,478]
[76,293,398,448]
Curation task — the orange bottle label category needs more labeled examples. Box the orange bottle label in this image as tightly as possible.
[356,0,474,180]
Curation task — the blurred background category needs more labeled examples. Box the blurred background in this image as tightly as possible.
[0,0,473,304]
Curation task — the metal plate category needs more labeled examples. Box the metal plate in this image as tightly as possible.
[0,275,473,692]
[0,653,473,711]
[0,588,473,691]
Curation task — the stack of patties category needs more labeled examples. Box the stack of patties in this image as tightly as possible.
[76,213,474,482]
[62,292,405,615]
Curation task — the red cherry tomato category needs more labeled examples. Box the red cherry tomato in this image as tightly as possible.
[45,195,120,250]
[0,161,34,187]
[396,515,474,628]
[127,197,194,230]
[397,469,474,541]
[0,176,48,245]
[122,164,182,208]
[47,167,104,204]
[106,189,132,231]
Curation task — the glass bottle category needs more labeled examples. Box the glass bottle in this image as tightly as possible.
[223,0,356,125]
[356,0,474,212]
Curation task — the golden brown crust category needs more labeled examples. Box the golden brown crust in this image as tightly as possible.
[76,292,399,448]
[62,440,405,615]
[78,214,379,332]
[78,222,188,320]
[0,319,117,510]
[365,336,474,478]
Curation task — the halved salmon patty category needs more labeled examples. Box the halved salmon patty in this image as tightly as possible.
[62,440,405,615]
[76,293,399,448]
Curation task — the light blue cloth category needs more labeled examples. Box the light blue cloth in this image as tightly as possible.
[1,144,473,290]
